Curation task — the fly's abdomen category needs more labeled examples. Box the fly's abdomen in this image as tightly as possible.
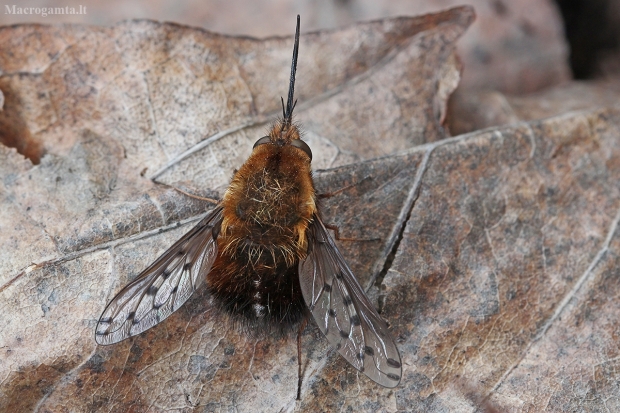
[207,241,306,333]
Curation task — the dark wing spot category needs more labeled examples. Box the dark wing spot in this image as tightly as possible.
[364,346,374,356]
[162,269,172,279]
[129,312,140,325]
[343,296,353,306]
[356,352,364,360]
[335,271,343,279]
[350,314,361,326]
[387,358,401,368]
[335,342,341,350]
[99,317,113,324]
[339,330,349,338]
[171,286,178,294]
[328,309,336,318]
[183,263,191,271]
[153,303,163,310]
[387,373,400,381]
[147,285,158,296]
[323,283,332,293]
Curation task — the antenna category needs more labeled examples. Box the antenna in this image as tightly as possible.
[283,15,300,125]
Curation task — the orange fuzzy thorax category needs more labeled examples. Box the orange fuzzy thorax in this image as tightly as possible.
[219,139,315,263]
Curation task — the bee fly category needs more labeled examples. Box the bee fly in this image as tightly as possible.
[95,15,402,399]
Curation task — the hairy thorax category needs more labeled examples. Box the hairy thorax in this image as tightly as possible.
[207,143,316,331]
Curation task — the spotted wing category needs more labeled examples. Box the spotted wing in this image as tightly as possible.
[95,206,223,345]
[299,215,402,387]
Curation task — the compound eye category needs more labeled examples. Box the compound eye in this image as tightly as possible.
[290,139,312,160]
[253,136,271,149]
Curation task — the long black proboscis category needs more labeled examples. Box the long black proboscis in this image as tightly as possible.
[284,15,300,125]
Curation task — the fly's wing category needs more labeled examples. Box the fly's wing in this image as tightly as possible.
[95,206,224,345]
[299,215,402,387]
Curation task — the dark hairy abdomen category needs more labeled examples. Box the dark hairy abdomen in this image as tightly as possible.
[207,245,306,335]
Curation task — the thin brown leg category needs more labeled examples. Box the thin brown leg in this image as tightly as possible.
[317,176,371,200]
[324,223,380,242]
[172,186,220,204]
[154,181,220,204]
[296,316,309,401]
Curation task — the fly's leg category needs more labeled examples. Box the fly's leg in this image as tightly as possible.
[319,176,379,241]
[296,316,309,400]
[171,186,219,204]
[317,175,372,200]
[323,223,380,242]
[154,181,220,204]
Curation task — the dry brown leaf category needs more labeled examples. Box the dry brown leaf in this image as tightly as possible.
[380,108,620,412]
[0,7,474,412]
[449,79,620,135]
[291,107,620,412]
[2,5,620,411]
